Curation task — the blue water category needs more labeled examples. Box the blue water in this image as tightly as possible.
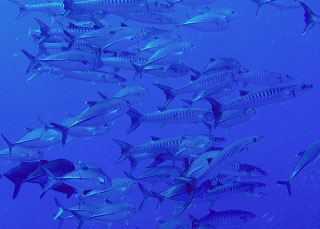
[0,0,320,228]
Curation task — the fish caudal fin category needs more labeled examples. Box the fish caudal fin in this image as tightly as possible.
[138,183,154,210]
[21,49,39,74]
[300,1,319,35]
[8,0,28,19]
[112,139,133,164]
[50,122,69,146]
[39,166,57,198]
[53,197,64,220]
[153,83,176,108]
[276,180,292,196]
[205,97,223,129]
[131,62,144,80]
[70,210,87,229]
[1,134,14,155]
[126,108,143,134]
[33,18,49,43]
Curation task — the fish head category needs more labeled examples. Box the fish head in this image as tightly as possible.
[224,9,238,22]
[291,84,313,96]
[210,136,226,143]
[280,74,293,83]
[251,135,263,143]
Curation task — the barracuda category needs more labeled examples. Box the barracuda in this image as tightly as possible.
[154,70,241,107]
[126,107,214,134]
[207,83,313,128]
[235,70,293,86]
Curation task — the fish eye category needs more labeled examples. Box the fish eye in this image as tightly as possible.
[232,11,235,14]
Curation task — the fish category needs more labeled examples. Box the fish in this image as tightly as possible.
[154,70,240,107]
[220,161,268,178]
[277,139,320,195]
[216,108,257,129]
[114,85,149,103]
[21,49,102,72]
[207,84,313,128]
[126,107,215,134]
[79,177,137,201]
[1,124,62,151]
[235,70,293,86]
[51,96,131,145]
[116,10,177,25]
[189,209,256,228]
[70,201,136,228]
[29,65,127,83]
[300,1,320,35]
[202,58,242,75]
[141,63,190,78]
[0,147,43,162]
[252,0,301,15]
[132,41,194,78]
[40,163,111,195]
[178,11,230,31]
[158,218,190,229]
[3,160,48,198]
[9,0,64,19]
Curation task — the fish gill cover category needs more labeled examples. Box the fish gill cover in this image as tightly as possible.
[0,0,319,228]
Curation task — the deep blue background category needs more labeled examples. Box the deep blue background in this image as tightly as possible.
[0,0,320,228]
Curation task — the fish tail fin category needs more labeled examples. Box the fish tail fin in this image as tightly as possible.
[276,180,292,196]
[9,0,28,19]
[300,1,319,35]
[153,83,175,107]
[131,62,144,80]
[39,166,57,198]
[3,173,22,199]
[33,18,49,43]
[150,191,164,211]
[70,210,86,229]
[63,0,73,16]
[189,215,198,228]
[50,122,69,146]
[177,188,195,216]
[126,108,143,134]
[53,197,64,220]
[63,30,75,49]
[205,97,222,129]
[123,171,136,180]
[21,49,38,74]
[128,156,138,174]
[12,184,21,199]
[112,139,133,164]
[1,134,14,156]
[138,183,154,210]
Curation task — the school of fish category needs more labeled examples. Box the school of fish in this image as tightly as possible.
[1,0,319,228]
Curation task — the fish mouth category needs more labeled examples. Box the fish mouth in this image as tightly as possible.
[302,84,313,90]
[254,135,263,142]
[260,170,268,176]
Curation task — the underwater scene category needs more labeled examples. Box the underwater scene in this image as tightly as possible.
[0,0,320,228]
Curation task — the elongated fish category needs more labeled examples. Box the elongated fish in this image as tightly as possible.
[277,139,320,195]
[126,107,214,134]
[207,84,313,128]
[189,209,256,228]
[154,70,239,107]
[235,70,293,86]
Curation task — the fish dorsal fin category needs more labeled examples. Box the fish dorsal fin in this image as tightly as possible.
[78,161,89,170]
[97,91,108,100]
[239,90,250,96]
[190,75,200,81]
[209,209,216,214]
[157,106,166,112]
[150,136,161,141]
[24,127,34,132]
[85,101,97,107]
[121,22,128,27]
[37,115,49,129]
[68,22,79,29]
